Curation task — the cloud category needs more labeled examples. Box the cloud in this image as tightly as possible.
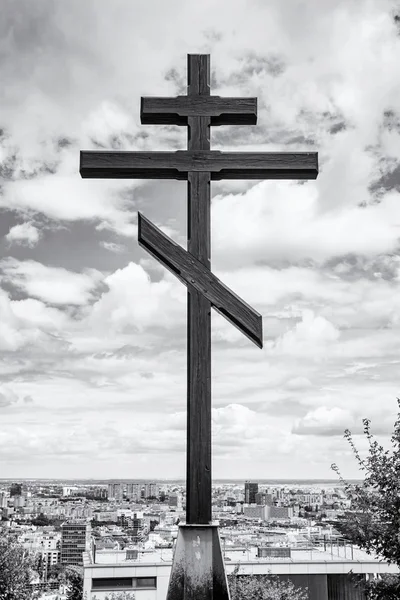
[1,159,139,237]
[269,310,340,357]
[0,258,103,305]
[212,184,400,269]
[293,406,355,436]
[0,387,19,408]
[211,404,288,456]
[285,377,313,390]
[5,222,41,247]
[0,288,51,351]
[100,241,126,253]
[88,262,185,332]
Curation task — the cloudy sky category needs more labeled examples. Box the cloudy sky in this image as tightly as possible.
[1,0,400,480]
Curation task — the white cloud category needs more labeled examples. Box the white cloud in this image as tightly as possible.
[0,288,46,351]
[1,156,139,237]
[293,406,355,436]
[270,310,340,357]
[0,258,103,305]
[100,241,126,253]
[11,297,67,330]
[0,387,19,408]
[5,222,41,247]
[88,262,185,332]
[212,184,400,268]
[285,376,313,390]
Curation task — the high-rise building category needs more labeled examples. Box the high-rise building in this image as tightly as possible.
[144,483,159,499]
[126,483,142,501]
[244,481,259,504]
[107,483,123,501]
[13,495,25,508]
[60,521,91,566]
[168,493,182,508]
[255,492,273,506]
[0,492,8,508]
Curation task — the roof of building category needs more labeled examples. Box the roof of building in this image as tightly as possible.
[83,543,400,575]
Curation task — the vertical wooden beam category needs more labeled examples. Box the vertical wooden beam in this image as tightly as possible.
[186,54,212,525]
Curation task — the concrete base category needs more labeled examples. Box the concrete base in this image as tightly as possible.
[166,524,230,600]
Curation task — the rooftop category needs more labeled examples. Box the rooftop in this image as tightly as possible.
[85,543,400,574]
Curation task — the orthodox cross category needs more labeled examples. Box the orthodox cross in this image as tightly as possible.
[80,54,318,598]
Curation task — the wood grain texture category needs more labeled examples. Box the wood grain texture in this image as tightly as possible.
[186,54,212,526]
[137,212,263,348]
[80,150,318,180]
[140,96,257,125]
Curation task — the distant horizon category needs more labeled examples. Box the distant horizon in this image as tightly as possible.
[0,477,361,483]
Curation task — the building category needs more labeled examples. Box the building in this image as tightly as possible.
[108,484,123,501]
[255,492,273,506]
[269,506,294,520]
[0,492,8,508]
[60,521,91,566]
[14,495,25,508]
[62,486,78,497]
[144,483,159,499]
[168,493,182,509]
[82,542,399,600]
[126,483,142,501]
[40,536,61,573]
[244,481,258,504]
[243,505,270,520]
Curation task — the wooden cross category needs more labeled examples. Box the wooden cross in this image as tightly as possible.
[80,55,318,529]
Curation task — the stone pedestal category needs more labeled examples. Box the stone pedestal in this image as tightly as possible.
[166,524,230,600]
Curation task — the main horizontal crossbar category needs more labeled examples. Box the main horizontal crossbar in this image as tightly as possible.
[80,151,318,180]
[138,213,263,348]
[141,96,257,125]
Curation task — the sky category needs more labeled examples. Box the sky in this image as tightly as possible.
[1,0,400,480]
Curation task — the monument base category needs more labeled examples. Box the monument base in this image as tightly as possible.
[166,523,231,600]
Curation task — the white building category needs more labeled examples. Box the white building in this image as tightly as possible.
[144,483,159,499]
[82,540,399,600]
[108,484,123,501]
[126,483,142,501]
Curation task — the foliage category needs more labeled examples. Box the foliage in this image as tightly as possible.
[0,534,37,600]
[47,563,68,583]
[355,573,400,600]
[227,564,308,600]
[331,398,400,598]
[31,513,51,527]
[65,569,83,600]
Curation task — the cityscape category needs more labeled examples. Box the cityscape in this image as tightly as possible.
[0,477,397,599]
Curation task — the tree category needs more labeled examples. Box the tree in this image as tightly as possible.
[227,564,308,600]
[65,569,83,600]
[47,563,68,584]
[31,514,51,527]
[331,398,400,599]
[0,534,37,600]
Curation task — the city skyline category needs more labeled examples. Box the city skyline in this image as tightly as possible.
[1,0,400,479]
